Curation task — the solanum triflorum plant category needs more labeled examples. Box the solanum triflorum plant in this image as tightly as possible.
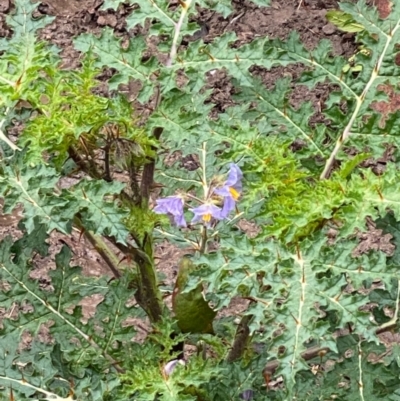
[2,0,400,400]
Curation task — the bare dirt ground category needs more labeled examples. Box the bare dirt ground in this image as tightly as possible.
[0,0,393,330]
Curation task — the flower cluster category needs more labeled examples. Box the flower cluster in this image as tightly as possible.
[154,163,243,228]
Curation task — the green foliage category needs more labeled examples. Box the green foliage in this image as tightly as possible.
[3,0,400,400]
[195,233,400,387]
[0,151,129,243]
[0,239,135,400]
[20,55,154,169]
[173,258,217,334]
[121,346,219,401]
[0,0,56,151]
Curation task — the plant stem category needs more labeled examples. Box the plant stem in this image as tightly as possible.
[110,236,164,323]
[140,126,163,204]
[81,226,122,279]
[167,0,194,67]
[199,225,207,254]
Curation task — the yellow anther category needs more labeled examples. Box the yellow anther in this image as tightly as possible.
[229,187,240,200]
[202,213,212,222]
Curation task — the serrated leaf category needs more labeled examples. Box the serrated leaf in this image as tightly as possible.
[68,179,129,245]
[0,0,57,151]
[2,0,54,41]
[73,28,156,103]
[0,158,71,234]
[195,0,234,18]
[0,240,136,400]
[124,0,176,31]
[195,232,397,393]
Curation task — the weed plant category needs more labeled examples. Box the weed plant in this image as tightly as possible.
[1,1,400,399]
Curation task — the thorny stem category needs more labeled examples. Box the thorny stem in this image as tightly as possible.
[140,127,163,204]
[199,225,207,254]
[320,18,400,179]
[167,0,194,67]
[109,236,164,323]
[103,141,112,182]
[75,218,122,279]
[68,146,102,180]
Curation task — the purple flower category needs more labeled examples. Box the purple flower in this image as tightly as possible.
[189,203,223,227]
[240,390,254,401]
[154,196,186,227]
[214,163,243,218]
[163,359,185,376]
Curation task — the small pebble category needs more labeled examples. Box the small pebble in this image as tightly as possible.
[322,23,336,35]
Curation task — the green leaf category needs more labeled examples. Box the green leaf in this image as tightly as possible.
[0,156,71,234]
[73,28,157,103]
[1,0,54,42]
[68,179,129,245]
[194,0,234,18]
[318,337,399,400]
[326,10,365,33]
[173,258,217,334]
[125,0,176,31]
[195,232,396,393]
[0,240,135,400]
[0,0,57,151]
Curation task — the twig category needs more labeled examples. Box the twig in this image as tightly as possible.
[222,11,245,33]
[83,231,122,279]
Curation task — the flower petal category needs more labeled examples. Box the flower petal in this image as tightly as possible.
[154,196,186,227]
[220,195,236,218]
[225,163,243,188]
[214,186,231,197]
[189,203,223,227]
